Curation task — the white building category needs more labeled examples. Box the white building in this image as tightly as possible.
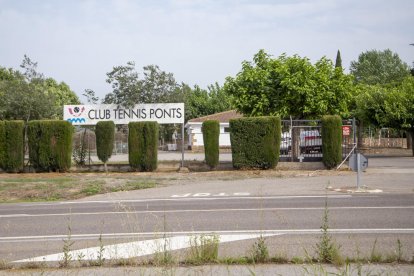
[185,110,243,151]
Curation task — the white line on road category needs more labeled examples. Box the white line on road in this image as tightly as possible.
[3,228,414,243]
[1,206,413,218]
[13,233,280,263]
[17,195,353,206]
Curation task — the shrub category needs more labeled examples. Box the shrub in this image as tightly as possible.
[202,120,220,169]
[321,115,342,169]
[128,122,158,171]
[27,120,73,172]
[230,116,281,169]
[0,121,24,172]
[95,121,115,171]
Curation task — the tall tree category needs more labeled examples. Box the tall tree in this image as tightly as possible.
[83,89,100,104]
[335,50,342,69]
[0,56,80,121]
[223,50,354,119]
[177,83,232,122]
[350,49,410,86]
[354,76,414,156]
[103,62,179,107]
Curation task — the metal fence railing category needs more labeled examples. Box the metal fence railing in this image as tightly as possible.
[72,119,358,163]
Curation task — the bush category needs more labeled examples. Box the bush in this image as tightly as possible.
[28,120,73,172]
[202,120,220,169]
[95,121,115,165]
[0,121,24,172]
[128,122,158,171]
[321,115,342,169]
[230,116,281,169]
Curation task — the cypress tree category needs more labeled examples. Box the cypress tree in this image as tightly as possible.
[335,50,342,69]
[95,121,115,173]
[321,115,342,169]
[202,120,220,169]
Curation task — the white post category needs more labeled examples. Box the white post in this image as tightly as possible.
[181,123,185,168]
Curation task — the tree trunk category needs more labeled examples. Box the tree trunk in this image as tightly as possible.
[291,127,300,161]
[104,162,108,174]
[407,131,412,150]
[357,120,364,148]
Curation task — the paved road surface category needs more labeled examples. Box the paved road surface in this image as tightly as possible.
[0,156,413,265]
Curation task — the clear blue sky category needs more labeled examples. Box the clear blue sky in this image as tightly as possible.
[1,0,413,102]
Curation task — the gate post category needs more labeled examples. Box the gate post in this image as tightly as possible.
[291,127,300,162]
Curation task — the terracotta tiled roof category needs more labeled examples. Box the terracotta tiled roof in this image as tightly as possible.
[188,110,243,123]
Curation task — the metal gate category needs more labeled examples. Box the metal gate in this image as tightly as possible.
[280,119,356,162]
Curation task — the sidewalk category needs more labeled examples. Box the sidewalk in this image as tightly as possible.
[1,264,413,275]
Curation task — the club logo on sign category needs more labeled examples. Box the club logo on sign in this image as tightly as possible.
[68,106,85,117]
[67,106,86,123]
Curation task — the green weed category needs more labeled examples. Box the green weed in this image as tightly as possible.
[59,217,74,268]
[187,234,220,264]
[369,238,382,263]
[315,198,344,265]
[0,260,11,270]
[249,235,269,263]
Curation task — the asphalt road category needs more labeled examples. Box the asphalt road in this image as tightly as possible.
[0,156,413,264]
[1,193,413,262]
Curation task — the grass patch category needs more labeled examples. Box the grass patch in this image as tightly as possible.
[0,260,11,270]
[0,174,158,202]
[186,234,220,264]
[110,181,156,192]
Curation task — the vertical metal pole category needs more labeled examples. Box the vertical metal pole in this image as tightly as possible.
[352,117,357,147]
[357,153,361,189]
[181,123,185,167]
[88,128,91,166]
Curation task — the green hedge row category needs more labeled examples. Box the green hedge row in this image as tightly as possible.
[128,122,158,171]
[0,121,24,172]
[321,115,342,169]
[202,120,220,169]
[230,116,281,169]
[27,120,73,172]
[0,121,5,169]
[96,121,115,165]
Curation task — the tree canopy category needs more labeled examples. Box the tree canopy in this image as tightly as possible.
[103,62,178,107]
[0,56,80,121]
[350,49,410,86]
[99,61,232,122]
[223,50,354,119]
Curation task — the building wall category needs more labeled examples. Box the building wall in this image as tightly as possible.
[187,122,231,148]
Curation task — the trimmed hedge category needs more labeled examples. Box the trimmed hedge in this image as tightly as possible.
[95,121,115,164]
[230,116,281,169]
[0,121,24,172]
[321,115,342,169]
[0,121,5,169]
[27,120,73,172]
[128,121,158,171]
[202,120,220,169]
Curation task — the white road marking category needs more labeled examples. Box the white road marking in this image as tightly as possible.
[13,233,280,262]
[172,192,252,197]
[3,228,414,243]
[1,206,413,218]
[18,195,353,206]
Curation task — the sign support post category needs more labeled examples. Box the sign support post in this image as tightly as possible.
[181,123,185,168]
[357,153,361,190]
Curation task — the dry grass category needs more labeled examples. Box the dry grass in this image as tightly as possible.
[0,173,157,202]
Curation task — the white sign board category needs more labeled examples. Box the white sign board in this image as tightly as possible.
[64,103,184,125]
